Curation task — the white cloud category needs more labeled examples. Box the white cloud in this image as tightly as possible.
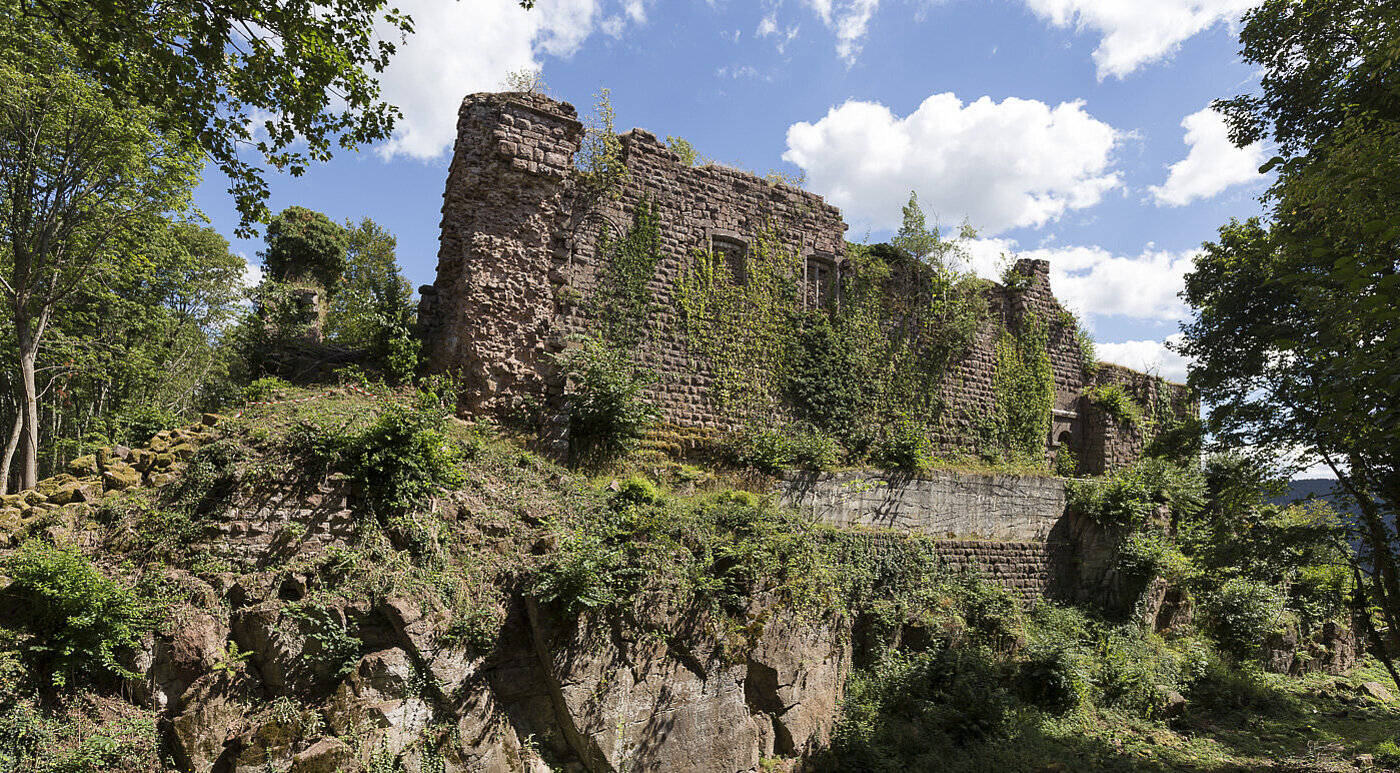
[963,238,1194,323]
[374,0,638,161]
[802,0,881,63]
[1023,0,1254,79]
[717,64,759,79]
[241,256,264,289]
[757,12,779,37]
[784,94,1121,235]
[1149,107,1266,207]
[1096,335,1192,382]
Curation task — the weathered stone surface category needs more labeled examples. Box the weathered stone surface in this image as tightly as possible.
[419,92,1195,466]
[1359,681,1392,702]
[290,738,358,773]
[102,463,142,491]
[779,469,1066,540]
[232,603,353,698]
[67,454,99,477]
[382,594,481,699]
[168,671,263,773]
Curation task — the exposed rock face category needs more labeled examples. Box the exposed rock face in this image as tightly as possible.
[125,475,858,773]
[526,597,849,772]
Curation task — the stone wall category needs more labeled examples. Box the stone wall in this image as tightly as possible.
[777,469,1066,540]
[420,91,1193,466]
[778,469,1140,610]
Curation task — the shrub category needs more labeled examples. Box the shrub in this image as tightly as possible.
[531,529,635,613]
[612,476,660,508]
[344,398,465,514]
[1116,531,1193,582]
[554,335,660,466]
[1086,383,1144,426]
[1066,458,1205,526]
[728,423,839,473]
[1097,625,1186,716]
[4,540,147,688]
[1017,645,1089,712]
[243,375,294,402]
[872,418,932,471]
[1205,577,1287,660]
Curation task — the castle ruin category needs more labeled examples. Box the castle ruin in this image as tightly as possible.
[419,92,1193,473]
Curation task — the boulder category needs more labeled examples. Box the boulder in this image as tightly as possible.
[328,648,433,758]
[43,481,85,506]
[102,463,143,491]
[1359,681,1392,702]
[289,738,358,773]
[172,443,198,461]
[382,594,481,699]
[232,602,355,698]
[1155,685,1187,718]
[112,444,132,461]
[67,455,99,477]
[168,671,262,773]
[132,448,156,472]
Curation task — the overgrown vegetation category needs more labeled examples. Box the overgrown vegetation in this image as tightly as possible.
[3,540,148,688]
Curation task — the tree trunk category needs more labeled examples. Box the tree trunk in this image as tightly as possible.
[0,410,21,495]
[18,346,39,490]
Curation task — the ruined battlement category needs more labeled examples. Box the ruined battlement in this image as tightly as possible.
[420,92,1193,471]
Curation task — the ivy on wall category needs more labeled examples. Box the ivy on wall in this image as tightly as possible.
[982,312,1055,464]
[591,197,661,349]
[675,227,803,413]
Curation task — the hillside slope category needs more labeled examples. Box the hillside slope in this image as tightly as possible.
[0,387,1396,773]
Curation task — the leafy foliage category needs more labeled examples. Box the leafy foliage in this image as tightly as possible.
[554,335,660,467]
[343,397,466,514]
[577,88,628,198]
[5,0,537,233]
[1184,0,1400,683]
[261,206,349,290]
[591,199,662,349]
[985,313,1054,464]
[4,540,147,687]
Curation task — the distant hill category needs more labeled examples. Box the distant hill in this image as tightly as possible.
[1272,478,1359,518]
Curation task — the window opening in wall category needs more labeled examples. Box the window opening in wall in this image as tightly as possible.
[1055,430,1073,448]
[712,236,747,285]
[804,255,836,310]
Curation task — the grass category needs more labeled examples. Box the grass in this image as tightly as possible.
[7,382,1398,772]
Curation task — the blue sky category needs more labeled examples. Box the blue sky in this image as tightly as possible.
[197,0,1274,384]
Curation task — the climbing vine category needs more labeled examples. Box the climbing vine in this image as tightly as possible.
[591,197,661,349]
[983,312,1054,464]
[675,227,803,414]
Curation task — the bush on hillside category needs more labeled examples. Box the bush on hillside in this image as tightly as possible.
[4,540,147,688]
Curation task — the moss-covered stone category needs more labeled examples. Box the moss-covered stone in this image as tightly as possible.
[171,443,198,461]
[132,448,156,472]
[67,454,100,477]
[150,472,178,487]
[202,413,223,427]
[45,482,85,506]
[154,453,177,469]
[21,490,47,507]
[96,446,112,467]
[102,463,142,491]
[148,438,171,454]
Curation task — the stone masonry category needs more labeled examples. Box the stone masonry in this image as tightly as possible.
[420,91,1193,466]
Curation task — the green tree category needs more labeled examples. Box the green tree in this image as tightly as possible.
[260,206,348,290]
[6,0,534,234]
[891,191,940,264]
[0,30,201,491]
[326,218,419,382]
[1181,0,1400,686]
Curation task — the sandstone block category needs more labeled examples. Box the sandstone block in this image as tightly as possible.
[102,463,142,491]
[67,455,99,477]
